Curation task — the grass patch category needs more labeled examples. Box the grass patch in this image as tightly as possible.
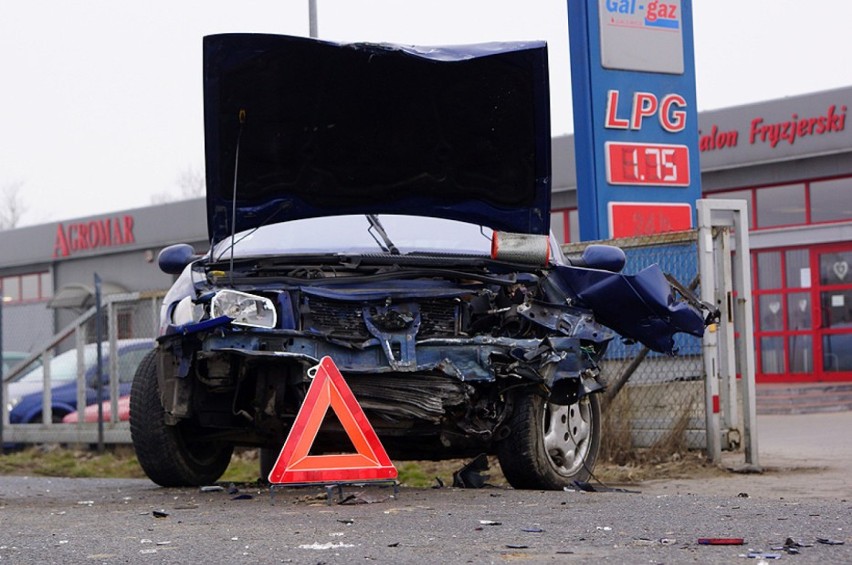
[0,444,723,487]
[0,445,147,479]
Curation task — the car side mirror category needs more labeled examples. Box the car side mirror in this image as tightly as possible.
[158,244,198,275]
[575,244,626,272]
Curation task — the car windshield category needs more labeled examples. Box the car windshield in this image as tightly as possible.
[15,346,100,384]
[212,214,494,260]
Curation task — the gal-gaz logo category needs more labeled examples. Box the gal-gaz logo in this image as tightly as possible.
[603,0,681,30]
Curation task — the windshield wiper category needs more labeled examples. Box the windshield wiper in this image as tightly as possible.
[366,214,400,255]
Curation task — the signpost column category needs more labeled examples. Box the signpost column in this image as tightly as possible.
[568,0,702,240]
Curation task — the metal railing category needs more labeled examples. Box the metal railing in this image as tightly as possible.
[2,291,164,446]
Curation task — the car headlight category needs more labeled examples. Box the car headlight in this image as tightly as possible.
[211,290,278,329]
[171,296,204,326]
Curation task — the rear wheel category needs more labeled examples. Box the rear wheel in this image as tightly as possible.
[130,350,233,487]
[497,390,601,490]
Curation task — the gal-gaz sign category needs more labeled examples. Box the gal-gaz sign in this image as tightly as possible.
[568,0,701,240]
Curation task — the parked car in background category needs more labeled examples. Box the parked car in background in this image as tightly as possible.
[8,339,154,425]
[62,395,131,423]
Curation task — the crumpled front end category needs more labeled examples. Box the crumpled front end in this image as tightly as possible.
[155,266,612,457]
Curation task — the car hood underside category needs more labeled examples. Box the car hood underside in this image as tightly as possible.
[203,33,552,244]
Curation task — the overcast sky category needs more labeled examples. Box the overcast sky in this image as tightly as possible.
[1,0,850,228]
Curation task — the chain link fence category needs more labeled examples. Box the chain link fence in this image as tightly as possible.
[563,230,706,464]
[2,291,164,445]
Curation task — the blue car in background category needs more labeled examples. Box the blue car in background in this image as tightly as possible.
[8,339,154,424]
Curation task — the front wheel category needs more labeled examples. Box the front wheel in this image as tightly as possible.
[496,390,601,490]
[130,349,234,487]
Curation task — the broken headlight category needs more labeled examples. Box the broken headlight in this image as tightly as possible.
[171,296,204,326]
[211,289,277,329]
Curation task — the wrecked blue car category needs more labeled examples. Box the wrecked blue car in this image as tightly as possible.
[130,33,706,489]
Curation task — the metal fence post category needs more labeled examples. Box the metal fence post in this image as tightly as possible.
[717,228,739,439]
[697,202,722,464]
[94,274,105,452]
[0,293,4,452]
[731,204,759,468]
[696,199,759,469]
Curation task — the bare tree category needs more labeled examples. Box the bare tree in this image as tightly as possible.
[151,166,206,204]
[176,166,205,199]
[0,181,27,230]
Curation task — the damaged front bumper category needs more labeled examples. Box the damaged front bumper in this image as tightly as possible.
[157,328,609,414]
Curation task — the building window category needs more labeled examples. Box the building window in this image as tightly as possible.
[551,208,580,244]
[41,272,53,298]
[117,310,133,339]
[705,174,852,231]
[756,251,782,289]
[756,183,806,228]
[705,189,754,226]
[754,249,807,376]
[2,277,20,302]
[550,211,566,244]
[0,271,52,304]
[21,274,40,301]
[810,177,852,223]
[785,249,810,289]
[568,209,580,243]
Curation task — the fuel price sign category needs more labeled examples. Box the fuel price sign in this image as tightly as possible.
[568,0,702,240]
[605,142,690,187]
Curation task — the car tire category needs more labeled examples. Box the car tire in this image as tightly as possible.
[130,349,233,487]
[497,390,601,490]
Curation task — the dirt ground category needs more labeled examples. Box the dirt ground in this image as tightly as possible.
[386,412,852,502]
[637,411,852,500]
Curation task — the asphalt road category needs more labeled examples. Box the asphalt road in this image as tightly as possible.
[0,412,850,564]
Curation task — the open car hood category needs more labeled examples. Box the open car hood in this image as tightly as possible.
[203,34,552,245]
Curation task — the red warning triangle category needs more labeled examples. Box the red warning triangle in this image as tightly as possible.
[267,356,398,484]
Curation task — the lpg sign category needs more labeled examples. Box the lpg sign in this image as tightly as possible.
[604,90,687,132]
[568,0,701,240]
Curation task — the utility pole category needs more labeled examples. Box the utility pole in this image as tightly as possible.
[309,0,318,38]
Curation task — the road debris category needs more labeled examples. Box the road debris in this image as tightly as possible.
[698,538,744,545]
[566,481,640,494]
[298,542,356,550]
[339,491,392,505]
[452,454,490,488]
[742,550,782,559]
[771,537,813,554]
